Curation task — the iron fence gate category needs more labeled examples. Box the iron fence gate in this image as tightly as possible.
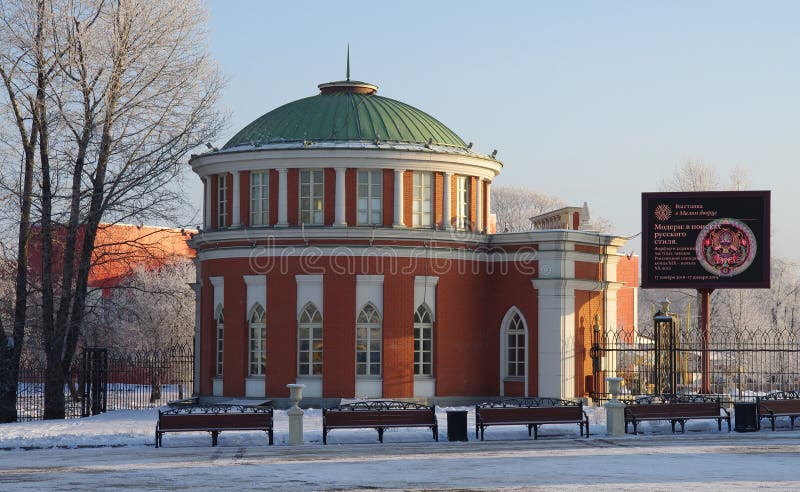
[16,342,193,421]
[592,325,800,403]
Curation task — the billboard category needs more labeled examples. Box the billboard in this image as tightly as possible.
[641,191,770,289]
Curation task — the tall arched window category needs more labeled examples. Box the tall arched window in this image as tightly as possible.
[356,303,382,376]
[414,304,433,376]
[504,310,526,378]
[248,304,266,376]
[215,305,224,376]
[298,303,323,376]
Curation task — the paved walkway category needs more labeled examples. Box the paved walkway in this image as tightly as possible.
[1,433,799,490]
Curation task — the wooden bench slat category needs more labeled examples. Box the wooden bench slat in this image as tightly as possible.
[624,398,730,434]
[475,398,588,441]
[757,393,800,431]
[322,401,438,444]
[156,406,274,448]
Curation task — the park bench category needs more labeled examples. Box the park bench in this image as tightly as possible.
[757,391,800,431]
[623,394,730,434]
[322,400,438,444]
[155,404,274,448]
[475,397,589,441]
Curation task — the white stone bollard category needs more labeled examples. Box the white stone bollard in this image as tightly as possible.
[286,384,305,445]
[605,377,625,437]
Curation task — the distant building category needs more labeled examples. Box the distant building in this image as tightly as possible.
[189,75,638,401]
[28,223,196,297]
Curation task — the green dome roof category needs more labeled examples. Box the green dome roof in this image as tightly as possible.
[223,81,467,150]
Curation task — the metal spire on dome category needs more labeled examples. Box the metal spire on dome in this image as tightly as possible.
[346,44,350,81]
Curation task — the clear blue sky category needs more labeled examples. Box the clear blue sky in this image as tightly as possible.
[196,0,800,261]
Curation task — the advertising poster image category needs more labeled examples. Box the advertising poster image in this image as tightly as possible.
[641,191,770,289]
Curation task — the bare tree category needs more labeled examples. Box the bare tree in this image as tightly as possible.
[0,0,224,420]
[491,185,565,232]
[103,258,195,351]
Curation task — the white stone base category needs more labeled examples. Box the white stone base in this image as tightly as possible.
[212,378,223,396]
[355,378,383,398]
[414,377,435,397]
[245,377,266,397]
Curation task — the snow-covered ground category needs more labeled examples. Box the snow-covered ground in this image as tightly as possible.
[1,405,799,490]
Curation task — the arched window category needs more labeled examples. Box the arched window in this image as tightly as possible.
[215,305,224,376]
[414,304,433,376]
[298,303,323,376]
[504,310,526,378]
[356,303,382,376]
[248,304,266,376]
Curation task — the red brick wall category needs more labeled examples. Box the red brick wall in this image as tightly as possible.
[574,261,601,281]
[470,177,478,231]
[210,175,218,229]
[383,274,414,397]
[574,290,604,396]
[324,168,335,226]
[223,274,246,396]
[486,265,539,396]
[287,169,298,225]
[616,255,639,343]
[345,169,357,226]
[240,171,250,227]
[269,170,279,226]
[323,274,356,397]
[267,272,297,396]
[383,170,394,227]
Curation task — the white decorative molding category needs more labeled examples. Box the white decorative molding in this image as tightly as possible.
[533,281,575,399]
[296,274,323,317]
[356,275,384,315]
[414,276,438,320]
[277,168,288,227]
[413,377,435,397]
[443,172,452,230]
[209,276,224,308]
[334,167,347,227]
[393,169,405,228]
[212,378,223,397]
[243,275,267,314]
[203,177,211,230]
[295,376,322,398]
[245,377,266,398]
[355,378,383,398]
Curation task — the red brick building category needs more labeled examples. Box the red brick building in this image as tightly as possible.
[189,77,638,401]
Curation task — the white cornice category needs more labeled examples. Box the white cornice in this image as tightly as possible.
[532,278,625,292]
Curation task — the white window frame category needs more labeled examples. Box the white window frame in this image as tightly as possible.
[248,304,266,376]
[250,171,269,226]
[356,303,382,376]
[357,170,383,226]
[299,169,324,225]
[503,310,527,379]
[414,304,433,376]
[217,174,228,228]
[412,172,432,227]
[215,305,224,376]
[456,175,470,230]
[298,303,323,376]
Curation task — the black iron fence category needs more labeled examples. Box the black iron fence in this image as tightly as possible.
[16,342,194,421]
[591,325,800,403]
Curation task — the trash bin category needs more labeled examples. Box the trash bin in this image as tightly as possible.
[734,402,759,432]
[446,410,468,441]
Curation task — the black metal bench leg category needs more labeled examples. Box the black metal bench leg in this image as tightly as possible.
[632,420,638,435]
[155,431,160,448]
[679,420,686,433]
[211,431,219,446]
[718,418,722,431]
[377,428,384,443]
[527,424,533,437]
[791,416,796,430]
[533,425,539,440]
[432,425,438,442]
[268,429,274,445]
[771,416,776,431]
[671,420,676,433]
[585,419,590,438]
[323,428,328,445]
